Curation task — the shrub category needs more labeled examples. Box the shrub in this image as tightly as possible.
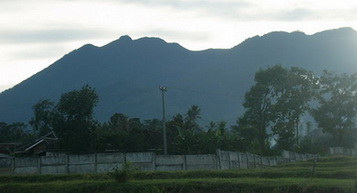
[108,162,139,183]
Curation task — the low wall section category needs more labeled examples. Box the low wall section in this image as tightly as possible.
[0,150,316,175]
[329,147,357,156]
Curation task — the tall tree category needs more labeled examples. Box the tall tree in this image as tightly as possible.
[53,85,99,153]
[29,99,55,137]
[238,65,316,154]
[272,67,317,149]
[311,71,357,147]
[108,113,130,132]
[171,105,202,154]
[238,65,286,154]
[142,119,163,152]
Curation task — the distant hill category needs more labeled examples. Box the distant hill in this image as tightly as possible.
[1,27,357,126]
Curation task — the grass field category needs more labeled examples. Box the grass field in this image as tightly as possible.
[0,156,356,193]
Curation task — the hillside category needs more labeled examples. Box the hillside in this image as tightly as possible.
[1,27,357,125]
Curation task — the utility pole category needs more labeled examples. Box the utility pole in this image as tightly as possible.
[159,86,168,155]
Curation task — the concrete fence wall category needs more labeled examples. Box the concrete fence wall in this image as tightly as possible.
[0,150,316,175]
[329,147,357,156]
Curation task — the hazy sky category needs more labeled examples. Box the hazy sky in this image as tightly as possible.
[1,0,356,92]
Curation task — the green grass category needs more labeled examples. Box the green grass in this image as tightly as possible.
[0,173,110,183]
[1,178,354,193]
[0,156,356,193]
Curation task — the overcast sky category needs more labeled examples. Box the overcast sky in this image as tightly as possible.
[1,0,356,92]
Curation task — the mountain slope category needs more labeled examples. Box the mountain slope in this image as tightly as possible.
[1,27,357,126]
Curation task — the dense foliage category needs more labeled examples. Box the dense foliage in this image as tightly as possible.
[237,65,317,154]
[1,65,357,155]
[108,162,138,183]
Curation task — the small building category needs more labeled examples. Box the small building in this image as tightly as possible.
[15,132,58,156]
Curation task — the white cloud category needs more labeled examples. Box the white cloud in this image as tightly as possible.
[0,0,357,92]
[0,28,111,44]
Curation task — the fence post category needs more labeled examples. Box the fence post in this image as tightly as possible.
[237,152,241,169]
[183,155,187,171]
[260,156,263,168]
[66,155,69,174]
[253,155,257,168]
[152,153,156,171]
[11,158,15,175]
[246,153,249,168]
[38,156,42,174]
[216,149,222,170]
[228,151,231,169]
[94,153,98,173]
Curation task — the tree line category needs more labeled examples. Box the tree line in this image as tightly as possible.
[1,65,357,155]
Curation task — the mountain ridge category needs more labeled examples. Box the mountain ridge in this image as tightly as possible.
[1,27,357,126]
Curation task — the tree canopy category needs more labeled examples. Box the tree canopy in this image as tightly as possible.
[5,65,355,156]
[311,71,357,147]
[237,65,317,153]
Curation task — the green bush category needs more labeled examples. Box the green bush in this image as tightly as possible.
[108,162,139,183]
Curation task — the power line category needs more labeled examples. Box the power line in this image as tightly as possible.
[167,86,245,99]
[166,86,314,102]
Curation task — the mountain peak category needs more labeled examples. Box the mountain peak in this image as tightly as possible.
[103,35,166,49]
[118,35,133,42]
[312,27,356,37]
[102,35,186,53]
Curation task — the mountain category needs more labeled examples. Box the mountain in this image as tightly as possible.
[1,27,357,126]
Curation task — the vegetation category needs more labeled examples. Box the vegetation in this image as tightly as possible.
[236,65,357,154]
[311,71,357,147]
[108,162,138,183]
[29,99,55,137]
[237,65,317,154]
[0,156,356,193]
[0,122,35,154]
[52,85,99,153]
[1,65,357,155]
